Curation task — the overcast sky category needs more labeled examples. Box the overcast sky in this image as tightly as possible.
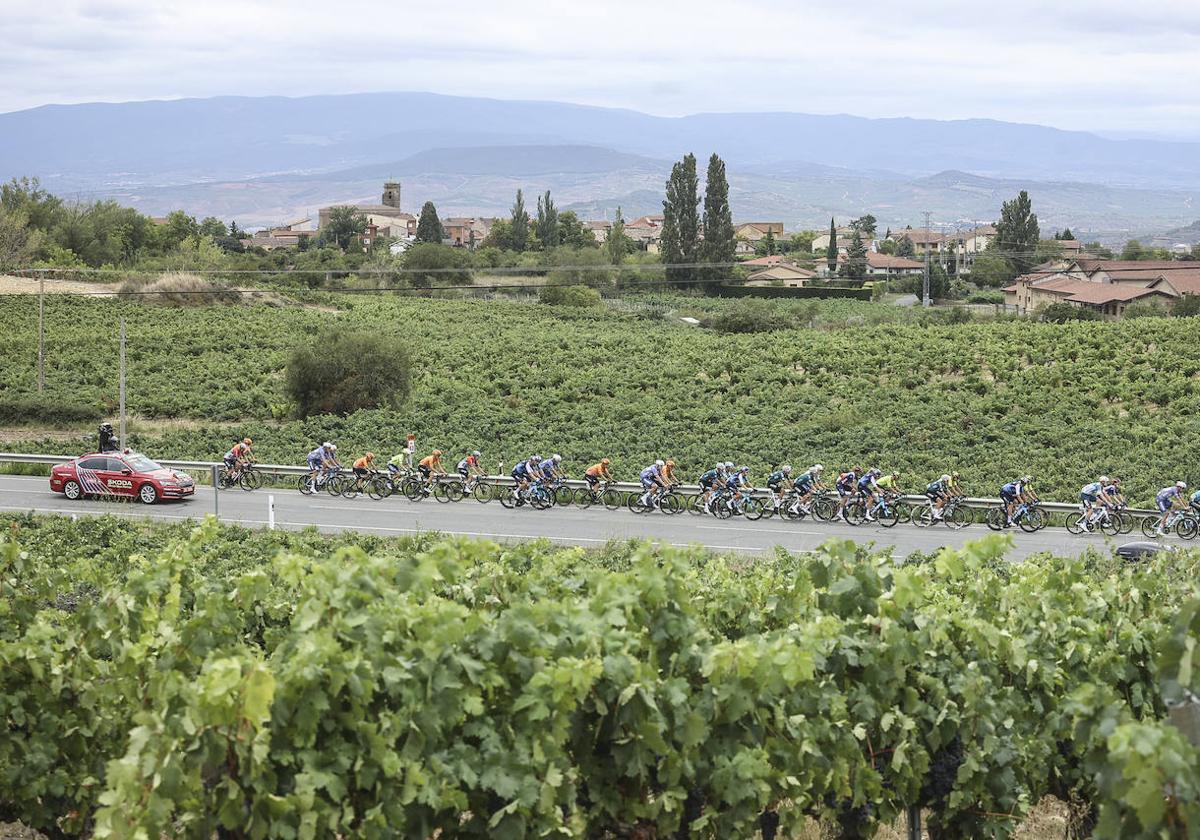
[3,0,1199,138]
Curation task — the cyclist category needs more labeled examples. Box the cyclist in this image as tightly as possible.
[637,459,668,510]
[726,466,752,513]
[305,441,338,492]
[926,474,953,520]
[418,449,446,488]
[1000,475,1036,527]
[1078,476,1110,526]
[790,464,823,513]
[223,437,254,481]
[457,450,484,482]
[584,458,614,493]
[387,451,408,477]
[1105,477,1127,509]
[857,468,883,521]
[662,459,680,488]
[698,463,727,514]
[542,454,565,482]
[875,471,901,511]
[352,452,377,485]
[511,454,541,502]
[1154,481,1188,536]
[766,465,792,511]
[835,466,861,522]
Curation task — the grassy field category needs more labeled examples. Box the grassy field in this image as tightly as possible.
[0,291,1196,502]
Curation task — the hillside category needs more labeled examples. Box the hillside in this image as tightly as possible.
[6,91,1200,191]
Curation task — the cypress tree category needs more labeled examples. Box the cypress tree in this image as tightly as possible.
[414,201,443,244]
[535,190,559,249]
[661,153,700,285]
[510,189,529,251]
[995,190,1040,274]
[700,153,735,283]
[826,217,838,273]
[607,206,628,265]
[841,229,867,281]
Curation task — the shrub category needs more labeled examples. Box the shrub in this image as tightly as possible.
[0,397,102,426]
[402,243,472,287]
[1039,302,1099,323]
[701,300,793,333]
[1172,294,1200,318]
[539,284,602,307]
[284,331,412,418]
[1122,300,1170,319]
[966,290,1005,304]
[118,272,239,306]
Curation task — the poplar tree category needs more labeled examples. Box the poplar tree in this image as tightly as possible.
[661,153,700,285]
[700,153,734,283]
[826,217,838,272]
[510,189,529,251]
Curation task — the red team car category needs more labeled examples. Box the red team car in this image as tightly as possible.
[50,451,195,504]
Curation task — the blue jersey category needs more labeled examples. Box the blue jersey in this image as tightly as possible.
[1002,481,1024,496]
[640,466,659,482]
[794,472,815,491]
[1192,490,1200,506]
[307,446,325,463]
[927,479,946,495]
[857,474,876,492]
[541,461,557,478]
[700,469,720,484]
[1158,487,1181,505]
[728,472,747,489]
[1104,484,1121,497]
[837,471,857,489]
[768,470,787,485]
[513,462,530,478]
[1081,482,1102,497]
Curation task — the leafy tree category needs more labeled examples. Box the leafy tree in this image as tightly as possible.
[1039,302,1099,322]
[1172,294,1200,317]
[0,207,44,270]
[198,217,228,238]
[660,153,700,285]
[758,229,777,256]
[1085,241,1114,259]
[853,214,878,237]
[878,239,897,256]
[700,153,735,282]
[969,253,1016,287]
[607,207,628,265]
[546,246,611,289]
[840,229,867,281]
[897,235,916,259]
[994,190,1040,274]
[510,189,529,251]
[539,284,602,307]
[787,230,816,254]
[229,221,244,240]
[826,217,837,272]
[535,191,559,249]
[319,206,369,251]
[923,261,950,302]
[1,176,64,232]
[557,211,595,249]
[415,201,444,244]
[285,330,412,417]
[160,211,200,251]
[1035,239,1064,266]
[481,218,513,250]
[1057,227,1074,240]
[402,242,471,287]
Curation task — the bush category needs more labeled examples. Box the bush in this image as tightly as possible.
[284,331,412,418]
[1039,302,1100,323]
[1172,294,1200,317]
[0,397,102,425]
[1122,300,1170,319]
[118,272,240,306]
[701,300,793,333]
[539,284,602,307]
[966,290,1005,304]
[402,243,472,287]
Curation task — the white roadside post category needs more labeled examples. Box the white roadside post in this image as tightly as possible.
[211,464,219,518]
[268,494,276,530]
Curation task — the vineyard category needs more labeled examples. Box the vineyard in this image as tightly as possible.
[0,514,1197,838]
[1,293,1198,502]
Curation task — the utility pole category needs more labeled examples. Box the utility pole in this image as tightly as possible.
[922,211,932,308]
[37,272,45,392]
[119,318,126,447]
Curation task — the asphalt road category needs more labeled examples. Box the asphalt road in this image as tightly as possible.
[0,474,1143,560]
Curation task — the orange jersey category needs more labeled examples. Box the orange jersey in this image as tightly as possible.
[419,454,441,469]
[586,463,611,477]
[353,455,374,470]
[662,464,676,480]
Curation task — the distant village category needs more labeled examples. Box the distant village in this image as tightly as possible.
[237,181,1200,320]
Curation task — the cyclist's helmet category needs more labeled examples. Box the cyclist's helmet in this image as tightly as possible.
[601,457,611,465]
[740,466,750,474]
[366,452,375,459]
[433,449,442,456]
[715,463,724,470]
[891,472,900,479]
[472,450,481,458]
[244,437,253,445]
[1099,475,1109,483]
[1023,475,1034,483]
[1177,480,1188,489]
[852,465,863,474]
[329,444,338,452]
[666,459,675,466]
[655,459,665,467]
[940,474,951,482]
[951,471,960,478]
[813,464,824,472]
[872,468,882,477]
[531,454,542,462]
[322,441,333,449]
[553,454,562,463]
[782,465,792,473]
[725,461,735,468]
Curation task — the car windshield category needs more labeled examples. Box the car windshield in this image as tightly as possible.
[123,454,162,472]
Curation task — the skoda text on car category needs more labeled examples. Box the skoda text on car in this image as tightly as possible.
[49,451,195,504]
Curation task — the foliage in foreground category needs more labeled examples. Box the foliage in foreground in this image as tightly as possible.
[0,515,1198,838]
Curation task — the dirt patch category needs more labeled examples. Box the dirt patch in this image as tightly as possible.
[0,274,115,296]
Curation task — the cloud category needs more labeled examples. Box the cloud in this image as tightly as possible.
[1,0,1198,137]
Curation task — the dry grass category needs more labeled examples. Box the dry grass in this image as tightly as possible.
[0,273,114,295]
[117,271,242,306]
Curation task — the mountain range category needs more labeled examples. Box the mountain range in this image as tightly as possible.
[3,91,1200,239]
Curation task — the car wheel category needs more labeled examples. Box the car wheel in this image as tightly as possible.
[63,480,82,500]
[138,483,159,505]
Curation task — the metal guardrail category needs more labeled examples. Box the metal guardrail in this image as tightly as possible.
[0,451,1161,517]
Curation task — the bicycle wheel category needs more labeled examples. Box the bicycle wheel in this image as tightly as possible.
[1115,511,1134,534]
[403,478,425,502]
[1178,516,1199,540]
[687,494,707,515]
[893,502,914,524]
[946,505,972,530]
[576,488,596,509]
[298,475,314,496]
[499,487,517,509]
[712,497,732,519]
[913,507,934,528]
[239,469,262,491]
[876,504,900,528]
[661,492,683,515]
[473,482,495,503]
[1065,513,1087,535]
[844,501,866,526]
[628,492,649,514]
[432,482,454,503]
[341,480,362,500]
[1141,515,1162,539]
[601,489,624,511]
[531,490,553,511]
[1020,508,1045,533]
[742,497,765,521]
[366,477,388,501]
[985,507,1005,531]
[813,497,838,522]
